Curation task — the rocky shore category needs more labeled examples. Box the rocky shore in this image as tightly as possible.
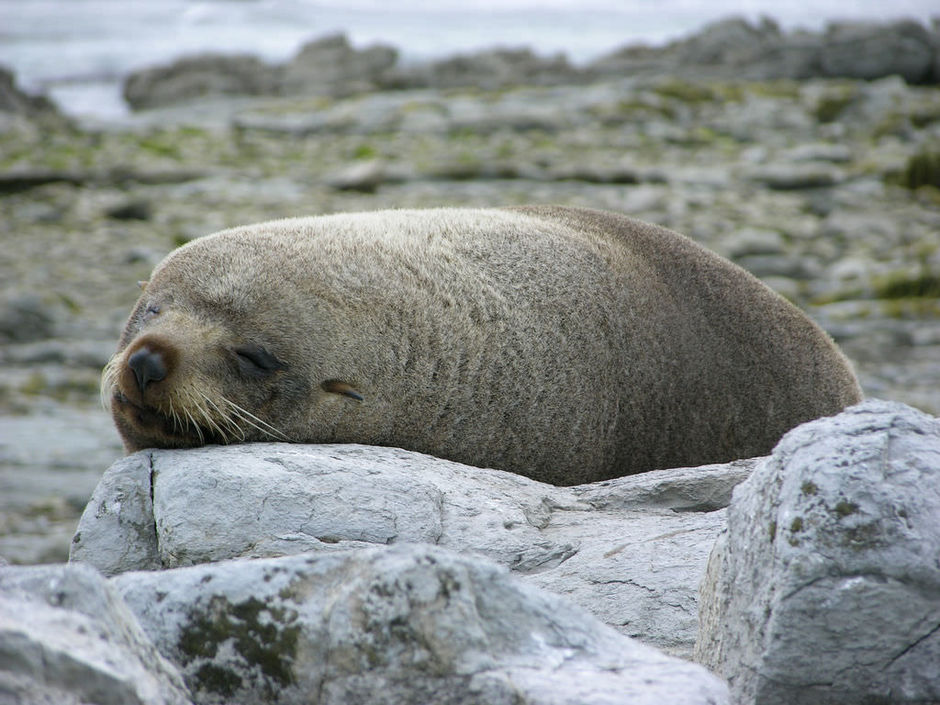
[1,17,939,568]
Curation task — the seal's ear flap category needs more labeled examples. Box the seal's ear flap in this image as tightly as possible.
[321,379,364,401]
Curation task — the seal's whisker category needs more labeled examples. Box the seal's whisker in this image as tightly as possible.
[221,397,290,442]
[185,388,228,443]
[199,392,245,442]
[100,357,118,410]
[178,399,206,445]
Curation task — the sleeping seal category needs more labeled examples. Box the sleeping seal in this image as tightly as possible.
[103,205,862,485]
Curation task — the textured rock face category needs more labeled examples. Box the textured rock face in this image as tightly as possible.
[0,562,191,705]
[112,544,729,705]
[72,444,753,659]
[695,399,940,704]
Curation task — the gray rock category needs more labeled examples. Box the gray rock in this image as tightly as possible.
[70,452,160,574]
[732,253,823,281]
[673,17,783,68]
[589,17,817,81]
[123,54,280,111]
[781,143,853,163]
[695,399,940,705]
[324,159,390,192]
[0,65,60,118]
[718,227,786,259]
[406,47,583,90]
[0,293,61,343]
[112,544,729,705]
[590,18,940,84]
[280,33,398,97]
[106,198,153,221]
[72,443,754,658]
[0,562,191,705]
[745,163,845,190]
[820,21,936,83]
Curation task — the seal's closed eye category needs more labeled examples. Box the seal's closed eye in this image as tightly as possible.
[234,345,286,378]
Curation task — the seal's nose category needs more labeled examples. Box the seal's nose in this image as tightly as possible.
[128,346,167,393]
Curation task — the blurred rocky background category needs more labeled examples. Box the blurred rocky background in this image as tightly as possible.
[1,15,938,565]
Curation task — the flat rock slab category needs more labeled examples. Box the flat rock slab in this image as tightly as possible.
[112,543,730,705]
[71,444,754,659]
[696,399,940,704]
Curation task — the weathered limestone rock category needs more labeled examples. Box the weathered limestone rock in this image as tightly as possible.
[0,562,191,705]
[695,399,940,704]
[112,544,729,705]
[72,444,753,659]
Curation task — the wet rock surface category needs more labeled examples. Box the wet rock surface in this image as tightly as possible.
[1,19,939,566]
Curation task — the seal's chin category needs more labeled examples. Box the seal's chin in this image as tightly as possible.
[110,391,216,451]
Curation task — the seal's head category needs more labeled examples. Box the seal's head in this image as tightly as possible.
[102,229,362,454]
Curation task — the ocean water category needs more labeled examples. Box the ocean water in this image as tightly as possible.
[0,0,937,119]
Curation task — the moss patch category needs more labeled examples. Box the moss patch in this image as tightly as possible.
[652,79,718,104]
[897,151,940,190]
[813,89,857,123]
[873,271,940,299]
[834,500,859,517]
[193,663,243,698]
[178,595,300,696]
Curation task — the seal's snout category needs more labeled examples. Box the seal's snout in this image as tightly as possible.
[128,346,167,392]
[118,335,180,406]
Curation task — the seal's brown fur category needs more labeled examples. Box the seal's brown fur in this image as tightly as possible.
[104,206,862,485]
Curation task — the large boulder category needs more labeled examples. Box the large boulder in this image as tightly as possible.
[695,399,940,704]
[673,17,782,68]
[71,443,753,659]
[123,54,280,110]
[590,17,939,83]
[819,21,936,83]
[0,66,61,118]
[588,16,819,81]
[112,544,729,705]
[0,562,191,705]
[280,33,399,96]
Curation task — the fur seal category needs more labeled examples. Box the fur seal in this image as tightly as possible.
[103,205,862,485]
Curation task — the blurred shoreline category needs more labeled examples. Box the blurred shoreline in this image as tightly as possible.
[0,8,938,120]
